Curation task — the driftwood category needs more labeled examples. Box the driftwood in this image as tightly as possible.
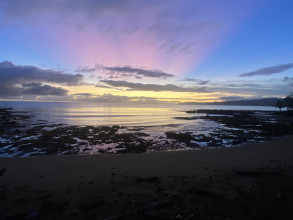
[104,194,181,220]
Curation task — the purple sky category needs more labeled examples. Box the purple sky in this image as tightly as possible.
[0,0,292,103]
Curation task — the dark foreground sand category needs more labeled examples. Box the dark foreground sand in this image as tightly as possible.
[1,136,293,219]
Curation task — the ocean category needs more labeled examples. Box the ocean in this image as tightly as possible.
[0,101,277,127]
[0,101,281,156]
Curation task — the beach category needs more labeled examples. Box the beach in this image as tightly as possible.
[1,135,293,219]
[2,0,293,219]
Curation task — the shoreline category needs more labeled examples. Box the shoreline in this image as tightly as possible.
[1,135,293,184]
[0,132,287,158]
[1,135,293,219]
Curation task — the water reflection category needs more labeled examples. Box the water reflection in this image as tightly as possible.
[0,101,276,126]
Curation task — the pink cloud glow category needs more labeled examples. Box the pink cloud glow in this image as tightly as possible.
[0,0,260,76]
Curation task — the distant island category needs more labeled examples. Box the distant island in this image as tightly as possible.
[180,98,279,106]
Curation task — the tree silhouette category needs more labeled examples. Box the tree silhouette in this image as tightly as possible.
[275,99,284,111]
[284,95,293,111]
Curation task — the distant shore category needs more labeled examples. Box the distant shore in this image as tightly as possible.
[1,135,293,219]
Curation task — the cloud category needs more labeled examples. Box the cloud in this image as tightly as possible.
[73,93,93,96]
[218,96,246,101]
[284,76,293,87]
[77,64,174,79]
[81,93,131,103]
[0,61,82,98]
[0,61,83,86]
[103,65,174,79]
[149,21,217,54]
[95,83,117,89]
[0,82,68,97]
[209,79,292,97]
[22,83,68,96]
[0,0,252,58]
[75,66,96,73]
[239,63,293,77]
[74,93,170,104]
[0,0,151,24]
[182,78,210,85]
[99,80,210,93]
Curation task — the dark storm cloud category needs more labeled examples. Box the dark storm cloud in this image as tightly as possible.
[239,63,293,77]
[99,80,210,93]
[0,61,83,86]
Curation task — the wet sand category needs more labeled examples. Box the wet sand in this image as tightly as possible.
[1,136,293,219]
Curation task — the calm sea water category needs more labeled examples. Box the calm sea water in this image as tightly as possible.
[0,101,276,127]
[0,101,280,156]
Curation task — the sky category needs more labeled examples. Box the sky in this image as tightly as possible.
[0,0,292,104]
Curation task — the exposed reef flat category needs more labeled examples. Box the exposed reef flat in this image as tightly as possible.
[1,108,293,156]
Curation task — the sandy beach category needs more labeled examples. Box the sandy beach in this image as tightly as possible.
[1,135,293,219]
